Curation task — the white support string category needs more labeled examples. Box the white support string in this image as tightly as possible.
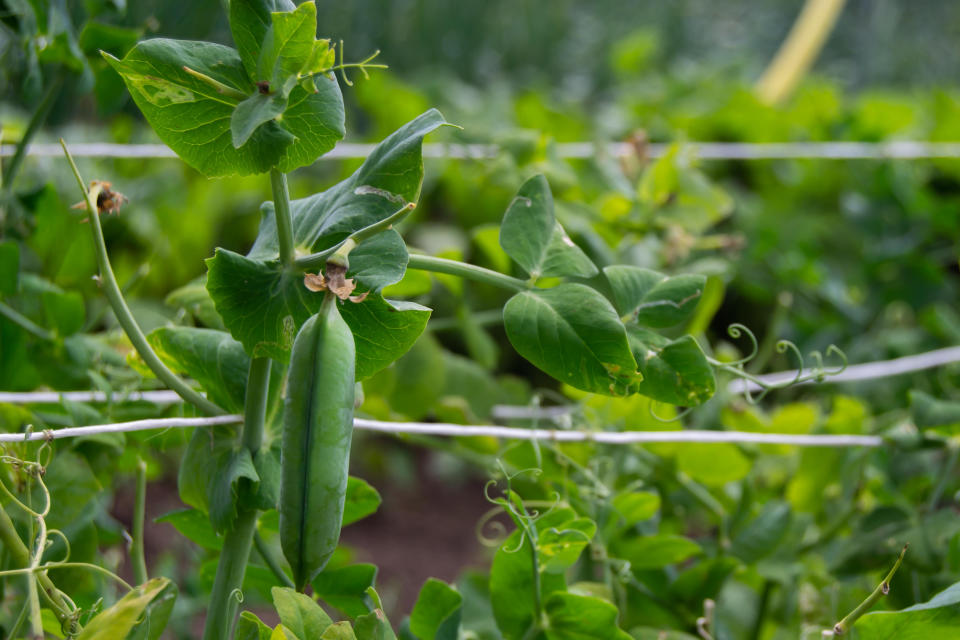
[0,390,189,405]
[0,414,883,447]
[7,141,960,161]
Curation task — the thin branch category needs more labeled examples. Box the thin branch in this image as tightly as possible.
[60,140,226,417]
[828,544,908,635]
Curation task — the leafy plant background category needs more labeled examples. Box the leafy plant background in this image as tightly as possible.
[2,1,960,639]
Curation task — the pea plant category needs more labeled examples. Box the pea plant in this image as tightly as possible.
[2,1,958,640]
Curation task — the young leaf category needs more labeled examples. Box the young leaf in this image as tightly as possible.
[499,175,597,279]
[232,91,291,148]
[256,1,317,94]
[75,578,177,640]
[503,283,640,396]
[409,579,462,640]
[272,586,334,639]
[322,622,359,640]
[625,328,716,406]
[538,517,597,574]
[155,508,223,551]
[603,266,705,327]
[229,0,297,80]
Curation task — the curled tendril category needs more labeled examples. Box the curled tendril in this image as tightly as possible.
[711,323,848,403]
[45,529,72,564]
[230,588,244,604]
[724,323,759,366]
[475,506,510,548]
[648,402,694,423]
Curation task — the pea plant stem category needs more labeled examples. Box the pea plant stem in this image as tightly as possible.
[60,140,226,417]
[0,300,55,342]
[406,253,529,292]
[829,544,908,635]
[270,169,295,266]
[254,531,294,589]
[203,356,272,640]
[130,457,148,586]
[1,69,64,190]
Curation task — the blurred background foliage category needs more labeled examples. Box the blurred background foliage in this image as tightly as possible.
[2,0,960,637]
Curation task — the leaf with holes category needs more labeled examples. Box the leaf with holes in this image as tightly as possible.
[626,327,715,406]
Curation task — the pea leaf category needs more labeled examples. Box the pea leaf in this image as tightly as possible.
[322,622,359,640]
[611,534,702,571]
[626,327,715,406]
[538,517,597,574]
[104,37,344,176]
[543,592,632,640]
[229,0,296,80]
[155,508,223,551]
[604,266,705,327]
[250,109,449,260]
[910,390,960,429]
[355,605,398,640]
[255,1,317,93]
[729,501,792,564]
[236,612,275,640]
[409,579,462,640]
[503,283,640,396]
[499,174,597,279]
[855,580,960,639]
[208,447,259,532]
[343,476,382,526]
[147,327,249,412]
[312,564,378,618]
[272,586,334,639]
[75,578,177,640]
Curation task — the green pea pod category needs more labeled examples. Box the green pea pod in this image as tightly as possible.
[280,293,356,590]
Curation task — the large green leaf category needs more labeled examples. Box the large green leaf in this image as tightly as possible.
[543,592,632,640]
[208,447,260,532]
[147,327,249,412]
[409,579,462,640]
[104,35,344,176]
[499,175,597,279]
[207,249,430,373]
[503,284,640,396]
[603,266,705,328]
[76,578,177,640]
[249,109,449,260]
[855,580,960,639]
[626,327,715,406]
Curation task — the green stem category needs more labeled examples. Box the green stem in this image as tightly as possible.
[406,254,529,292]
[60,140,225,417]
[0,301,55,341]
[28,571,43,639]
[831,544,908,635]
[130,458,148,586]
[254,531,295,589]
[1,69,64,190]
[0,507,74,627]
[6,585,31,640]
[203,357,271,640]
[271,169,295,267]
[749,580,773,640]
